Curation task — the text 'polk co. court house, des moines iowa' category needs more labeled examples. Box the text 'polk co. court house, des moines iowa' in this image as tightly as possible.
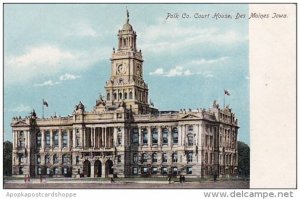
[11,11,239,179]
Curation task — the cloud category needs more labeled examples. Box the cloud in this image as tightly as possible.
[9,104,31,112]
[59,73,80,81]
[149,56,228,77]
[64,22,99,38]
[5,44,108,85]
[149,68,164,76]
[34,80,60,87]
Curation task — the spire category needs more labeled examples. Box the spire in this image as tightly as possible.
[126,8,129,23]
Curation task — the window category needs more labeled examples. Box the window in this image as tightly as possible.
[188,152,193,162]
[76,137,80,147]
[19,167,24,175]
[132,167,138,175]
[62,154,70,164]
[188,125,193,132]
[133,153,138,163]
[107,93,110,101]
[172,128,178,144]
[162,153,168,163]
[37,155,41,164]
[152,167,158,174]
[62,131,68,147]
[152,153,157,163]
[46,168,51,175]
[119,93,122,100]
[53,131,59,147]
[187,167,192,174]
[132,128,139,144]
[63,167,68,174]
[142,129,148,144]
[45,155,50,164]
[36,131,41,147]
[161,167,168,175]
[142,153,147,163]
[117,133,122,145]
[19,131,24,137]
[142,167,148,174]
[124,92,127,99]
[129,91,133,99]
[162,128,168,144]
[113,93,117,100]
[172,153,178,163]
[118,155,121,163]
[53,154,58,164]
[46,131,50,146]
[54,167,59,175]
[76,156,80,165]
[187,134,194,146]
[172,167,178,175]
[38,167,42,175]
[152,128,158,144]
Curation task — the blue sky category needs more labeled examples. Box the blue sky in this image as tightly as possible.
[4,4,249,144]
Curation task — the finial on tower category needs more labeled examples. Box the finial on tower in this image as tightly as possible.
[126,7,129,23]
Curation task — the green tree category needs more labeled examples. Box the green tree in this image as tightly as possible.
[238,141,250,177]
[3,140,13,176]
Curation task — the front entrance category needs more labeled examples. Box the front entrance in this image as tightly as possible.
[94,160,102,177]
[83,160,91,177]
[105,160,113,177]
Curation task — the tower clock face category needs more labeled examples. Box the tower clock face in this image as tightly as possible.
[117,64,126,74]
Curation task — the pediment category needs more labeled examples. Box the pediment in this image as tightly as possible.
[181,114,200,119]
[12,120,28,126]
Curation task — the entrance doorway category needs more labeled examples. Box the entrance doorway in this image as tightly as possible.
[105,160,113,177]
[83,160,91,177]
[94,160,102,177]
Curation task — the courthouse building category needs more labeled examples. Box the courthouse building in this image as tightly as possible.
[11,12,239,178]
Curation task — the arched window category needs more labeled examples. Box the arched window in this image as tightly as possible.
[124,92,128,99]
[53,130,58,147]
[188,152,193,162]
[131,128,138,144]
[172,127,178,144]
[62,131,68,147]
[172,167,178,175]
[119,93,122,100]
[36,131,41,147]
[45,130,50,146]
[107,93,110,101]
[45,155,50,164]
[152,153,157,163]
[152,128,158,144]
[142,153,147,163]
[53,154,58,164]
[162,153,167,162]
[187,133,194,146]
[172,152,177,163]
[76,156,80,165]
[142,128,148,144]
[162,128,168,144]
[113,93,117,100]
[129,91,133,99]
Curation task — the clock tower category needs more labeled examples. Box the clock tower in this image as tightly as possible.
[104,10,155,114]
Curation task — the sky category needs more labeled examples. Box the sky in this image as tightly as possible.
[3,4,249,144]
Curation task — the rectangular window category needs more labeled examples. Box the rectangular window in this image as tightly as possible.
[54,131,59,146]
[142,167,148,174]
[133,167,138,175]
[152,167,158,174]
[163,153,167,162]
[46,131,50,146]
[63,131,68,147]
[133,153,138,163]
[162,129,168,144]
[143,132,148,144]
[47,168,50,175]
[152,130,158,144]
[187,167,192,174]
[173,131,178,144]
[132,129,139,144]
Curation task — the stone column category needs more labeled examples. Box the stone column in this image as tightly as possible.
[58,129,62,149]
[121,128,125,146]
[178,126,181,146]
[104,128,107,148]
[168,126,172,146]
[101,128,104,147]
[73,128,76,148]
[50,129,54,149]
[113,127,117,146]
[101,164,106,178]
[27,130,31,149]
[12,131,15,149]
[68,129,71,149]
[158,127,162,146]
[148,126,151,147]
[138,127,142,145]
[83,128,86,148]
[41,130,45,151]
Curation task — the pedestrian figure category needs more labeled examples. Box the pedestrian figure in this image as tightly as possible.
[111,177,115,184]
[24,175,27,183]
[168,177,171,184]
[40,175,43,183]
[179,175,182,183]
[213,173,217,182]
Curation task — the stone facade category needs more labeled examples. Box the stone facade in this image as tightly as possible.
[11,11,239,179]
